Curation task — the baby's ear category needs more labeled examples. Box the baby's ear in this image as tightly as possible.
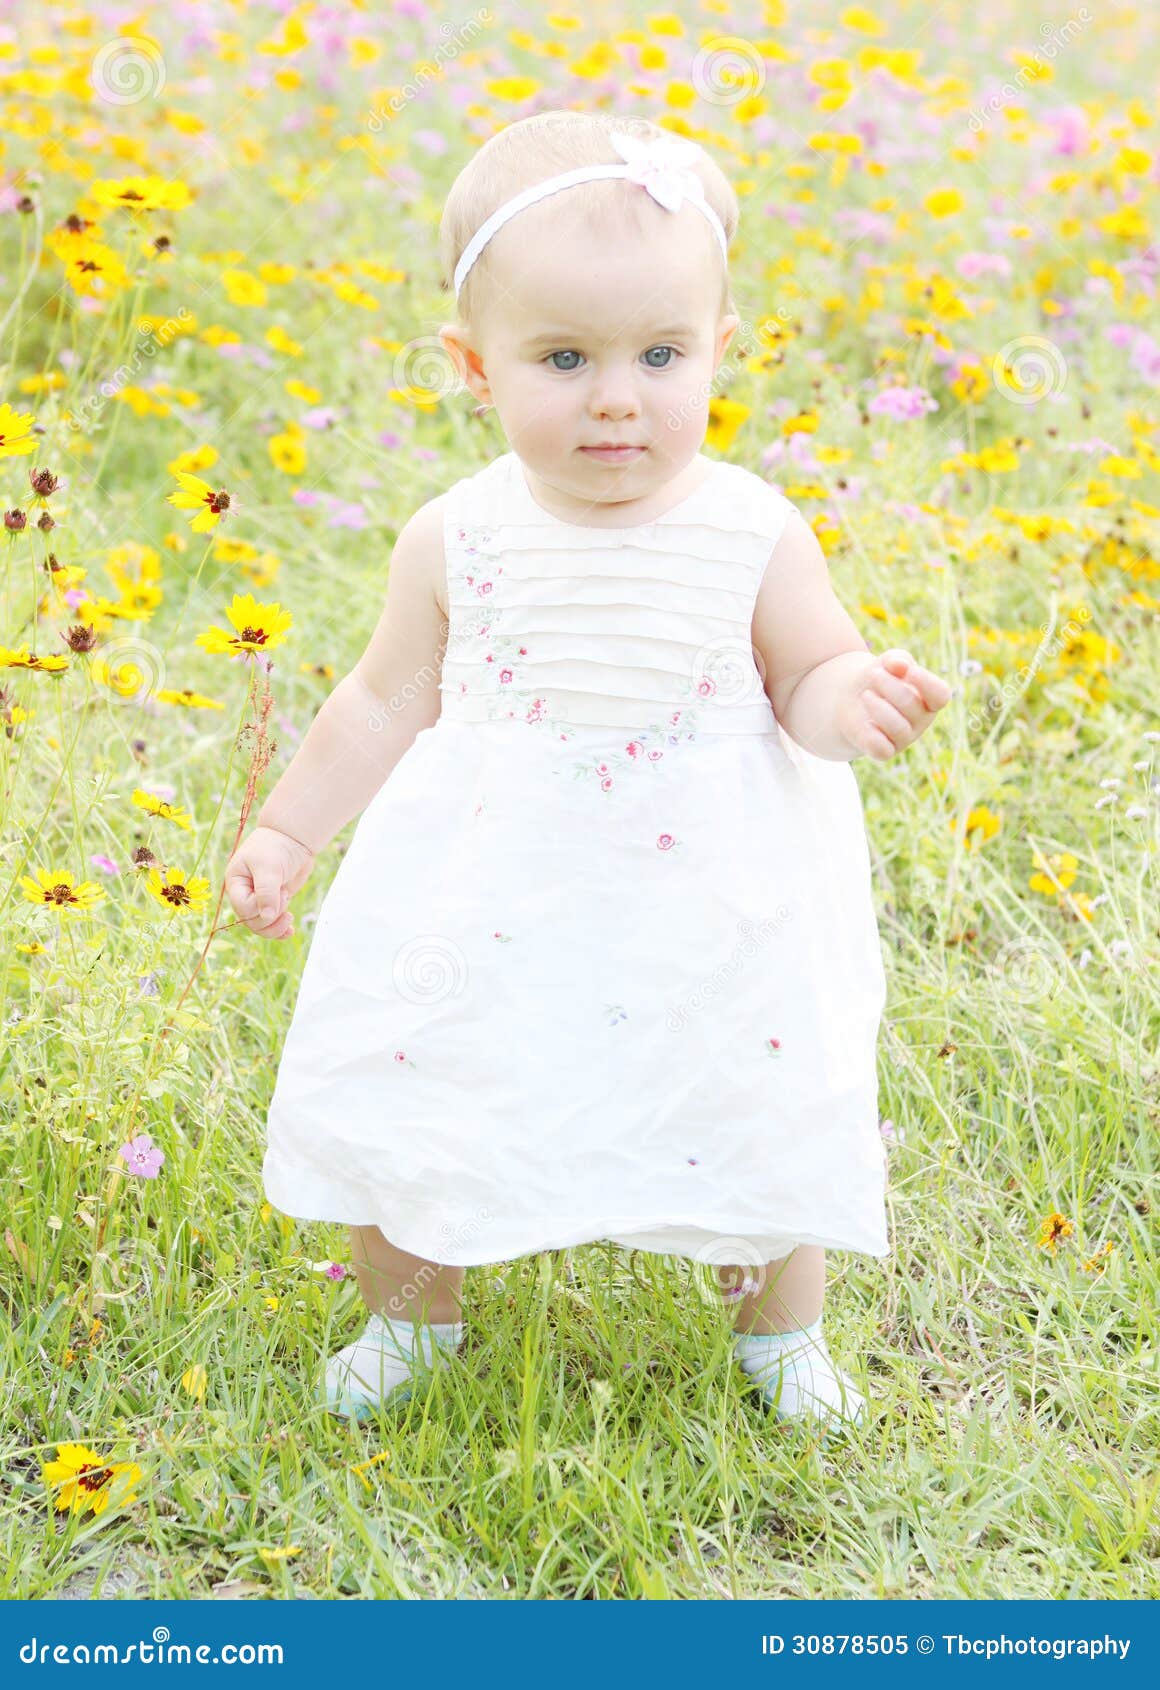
[439,325,489,402]
[437,324,462,371]
[716,313,741,363]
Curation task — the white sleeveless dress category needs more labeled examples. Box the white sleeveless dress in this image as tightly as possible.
[262,450,889,1270]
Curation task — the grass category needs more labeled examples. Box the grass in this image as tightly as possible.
[4,1209,1156,1596]
[2,0,1158,1599]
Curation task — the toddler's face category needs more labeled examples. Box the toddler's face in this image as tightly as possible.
[441,206,738,520]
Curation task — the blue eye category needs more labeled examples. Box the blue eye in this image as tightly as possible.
[544,346,680,372]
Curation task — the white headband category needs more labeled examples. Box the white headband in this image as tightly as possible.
[453,131,729,302]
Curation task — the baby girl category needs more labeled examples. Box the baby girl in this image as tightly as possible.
[226,111,951,1432]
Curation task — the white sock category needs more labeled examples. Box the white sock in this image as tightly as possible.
[323,1311,464,1422]
[733,1319,866,1429]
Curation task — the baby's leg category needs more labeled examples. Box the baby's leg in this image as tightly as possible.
[349,1224,465,1324]
[720,1247,865,1428]
[323,1227,466,1422]
[718,1244,824,1334]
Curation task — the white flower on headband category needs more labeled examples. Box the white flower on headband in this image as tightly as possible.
[451,131,727,300]
[609,131,708,215]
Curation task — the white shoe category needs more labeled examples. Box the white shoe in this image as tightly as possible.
[734,1321,867,1432]
[323,1312,464,1423]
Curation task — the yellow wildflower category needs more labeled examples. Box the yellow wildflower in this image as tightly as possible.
[167,471,232,534]
[0,402,39,458]
[152,688,226,710]
[88,176,193,214]
[182,1364,208,1402]
[40,1443,142,1517]
[167,443,218,479]
[1037,1211,1073,1254]
[268,431,307,476]
[955,804,1000,849]
[266,325,303,357]
[195,593,293,660]
[221,268,268,308]
[131,789,193,830]
[1029,850,1078,896]
[925,188,963,217]
[143,866,212,914]
[19,868,106,916]
[0,643,70,674]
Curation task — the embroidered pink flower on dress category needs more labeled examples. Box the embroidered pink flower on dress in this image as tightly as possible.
[657,833,675,850]
[573,720,697,791]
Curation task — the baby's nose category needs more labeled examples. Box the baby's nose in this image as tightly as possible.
[589,376,640,415]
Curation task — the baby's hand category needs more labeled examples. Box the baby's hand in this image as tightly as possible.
[224,826,315,940]
[842,648,953,762]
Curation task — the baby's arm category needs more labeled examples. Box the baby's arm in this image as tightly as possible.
[751,509,950,761]
[254,495,448,855]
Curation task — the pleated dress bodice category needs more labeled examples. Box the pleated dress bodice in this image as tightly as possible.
[438,450,792,743]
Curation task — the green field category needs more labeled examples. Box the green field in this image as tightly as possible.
[1,1,1157,1598]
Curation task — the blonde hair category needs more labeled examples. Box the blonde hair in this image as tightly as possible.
[439,111,739,333]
